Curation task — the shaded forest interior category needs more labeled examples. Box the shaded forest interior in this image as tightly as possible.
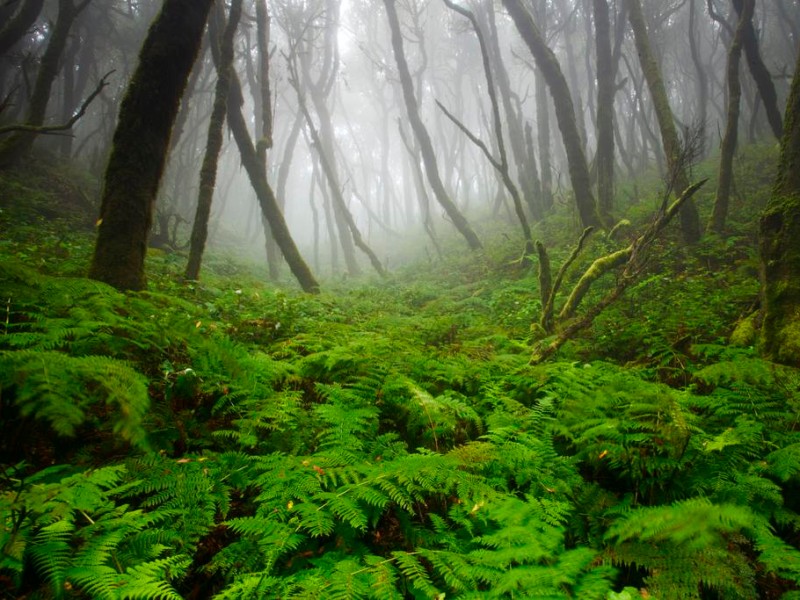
[1,0,800,598]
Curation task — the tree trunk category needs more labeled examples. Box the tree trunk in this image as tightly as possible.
[759,45,800,366]
[0,0,89,168]
[626,0,702,244]
[709,0,752,234]
[382,0,482,250]
[293,77,385,278]
[89,0,213,291]
[536,67,553,212]
[594,0,615,222]
[226,71,319,293]
[502,0,600,229]
[732,0,784,139]
[184,0,242,282]
[0,0,45,57]
[688,0,709,157]
[480,0,541,220]
[444,0,532,244]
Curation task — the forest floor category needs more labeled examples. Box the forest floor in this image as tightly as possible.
[1,146,799,599]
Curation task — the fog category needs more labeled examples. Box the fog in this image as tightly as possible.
[1,0,796,279]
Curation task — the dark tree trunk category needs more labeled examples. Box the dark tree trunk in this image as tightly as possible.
[89,0,212,291]
[732,0,784,139]
[383,0,482,250]
[0,0,45,57]
[226,72,319,293]
[594,0,615,222]
[502,0,601,229]
[0,0,89,168]
[709,0,752,234]
[759,45,800,366]
[184,0,242,282]
[626,0,702,243]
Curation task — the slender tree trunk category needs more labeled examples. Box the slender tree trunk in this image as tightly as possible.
[398,121,442,256]
[184,0,242,282]
[626,0,702,243]
[226,71,319,293]
[383,0,482,250]
[0,0,89,168]
[759,45,800,366]
[502,0,601,229]
[688,0,709,157]
[0,0,45,57]
[89,0,212,291]
[293,77,385,277]
[481,0,540,220]
[732,0,784,139]
[709,0,752,234]
[253,0,282,281]
[594,0,615,221]
[536,67,553,212]
[444,0,532,245]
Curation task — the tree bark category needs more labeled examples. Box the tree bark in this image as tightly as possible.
[709,0,752,234]
[89,0,213,291]
[732,0,784,139]
[502,0,601,229]
[759,45,800,366]
[184,0,242,282]
[626,0,702,243]
[382,0,482,250]
[594,0,615,221]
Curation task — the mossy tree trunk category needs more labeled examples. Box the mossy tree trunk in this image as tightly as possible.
[626,0,702,244]
[89,0,213,291]
[709,0,752,234]
[759,45,800,366]
[382,0,482,250]
[502,0,601,230]
[732,0,783,140]
[184,0,243,282]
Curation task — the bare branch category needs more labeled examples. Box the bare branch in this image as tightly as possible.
[532,179,708,364]
[0,71,113,137]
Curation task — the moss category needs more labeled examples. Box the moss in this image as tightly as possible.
[730,312,758,347]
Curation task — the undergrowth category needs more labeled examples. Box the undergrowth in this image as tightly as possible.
[2,145,799,599]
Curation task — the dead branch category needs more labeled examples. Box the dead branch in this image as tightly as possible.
[531,179,708,364]
[0,70,113,137]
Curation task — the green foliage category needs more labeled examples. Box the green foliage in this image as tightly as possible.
[2,148,800,598]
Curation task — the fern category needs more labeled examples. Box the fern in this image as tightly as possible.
[605,498,757,599]
[0,350,150,445]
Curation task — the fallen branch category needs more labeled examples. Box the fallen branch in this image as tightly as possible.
[0,70,113,137]
[531,179,708,364]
